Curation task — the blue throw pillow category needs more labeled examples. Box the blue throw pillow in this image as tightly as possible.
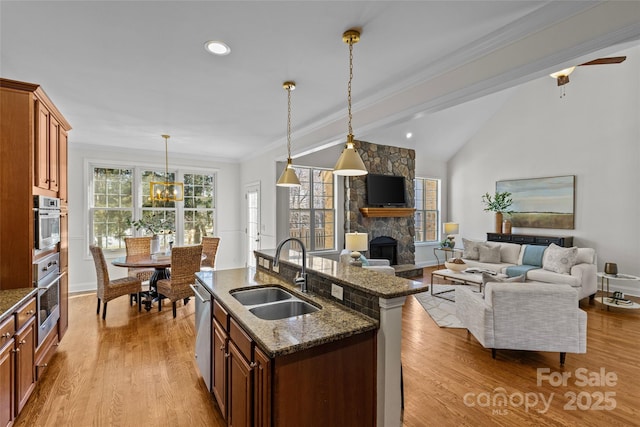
[359,255,370,266]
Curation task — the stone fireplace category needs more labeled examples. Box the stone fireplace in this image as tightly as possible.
[369,236,398,265]
[344,140,416,265]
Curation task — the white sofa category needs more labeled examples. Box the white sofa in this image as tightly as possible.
[456,282,587,365]
[459,239,597,301]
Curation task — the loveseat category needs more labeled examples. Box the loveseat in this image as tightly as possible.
[459,239,597,301]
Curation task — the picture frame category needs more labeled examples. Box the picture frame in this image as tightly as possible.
[496,175,575,229]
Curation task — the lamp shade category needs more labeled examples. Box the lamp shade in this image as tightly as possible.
[277,159,301,187]
[333,139,367,176]
[345,232,368,252]
[443,222,459,235]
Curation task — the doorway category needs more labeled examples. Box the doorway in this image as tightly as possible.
[245,183,261,268]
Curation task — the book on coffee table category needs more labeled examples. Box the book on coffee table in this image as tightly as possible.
[464,267,496,275]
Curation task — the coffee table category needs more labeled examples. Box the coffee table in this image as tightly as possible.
[430,269,485,301]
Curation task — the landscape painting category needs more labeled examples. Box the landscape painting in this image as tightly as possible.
[496,175,575,229]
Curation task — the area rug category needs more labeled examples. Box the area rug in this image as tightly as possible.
[414,285,465,328]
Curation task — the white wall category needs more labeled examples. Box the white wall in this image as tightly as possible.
[448,45,640,291]
[68,145,244,293]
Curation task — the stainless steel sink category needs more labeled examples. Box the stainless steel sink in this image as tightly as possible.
[231,287,293,306]
[249,300,319,320]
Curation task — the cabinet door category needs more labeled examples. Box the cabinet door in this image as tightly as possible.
[228,341,252,427]
[35,100,50,189]
[58,128,68,203]
[15,317,35,415]
[48,116,59,192]
[253,346,271,427]
[212,320,228,420]
[0,341,15,427]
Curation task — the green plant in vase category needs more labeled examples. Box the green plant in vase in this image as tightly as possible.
[127,215,175,253]
[481,191,514,234]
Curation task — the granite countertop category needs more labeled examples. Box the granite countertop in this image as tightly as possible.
[0,288,38,323]
[196,268,378,358]
[256,249,428,298]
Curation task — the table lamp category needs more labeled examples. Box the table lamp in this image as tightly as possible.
[345,232,368,266]
[443,222,459,248]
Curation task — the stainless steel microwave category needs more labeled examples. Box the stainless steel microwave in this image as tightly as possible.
[34,195,61,250]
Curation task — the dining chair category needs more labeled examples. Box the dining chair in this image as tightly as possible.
[89,245,143,320]
[124,236,155,282]
[200,236,221,270]
[157,244,203,318]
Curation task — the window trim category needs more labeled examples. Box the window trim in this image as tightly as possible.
[85,158,218,256]
[288,165,337,253]
[414,176,441,244]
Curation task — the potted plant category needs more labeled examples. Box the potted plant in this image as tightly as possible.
[481,191,514,233]
[127,215,175,253]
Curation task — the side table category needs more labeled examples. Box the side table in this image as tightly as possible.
[597,272,640,310]
[433,247,463,268]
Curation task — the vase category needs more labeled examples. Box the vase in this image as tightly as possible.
[495,212,503,233]
[151,235,160,254]
[502,219,512,234]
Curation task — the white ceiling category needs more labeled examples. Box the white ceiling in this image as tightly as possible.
[2,1,639,162]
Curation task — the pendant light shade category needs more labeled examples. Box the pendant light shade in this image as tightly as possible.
[277,81,301,187]
[150,134,184,202]
[333,29,367,177]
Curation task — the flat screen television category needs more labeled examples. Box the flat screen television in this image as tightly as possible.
[366,174,406,206]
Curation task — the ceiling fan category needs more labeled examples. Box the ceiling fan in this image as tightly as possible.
[550,56,627,86]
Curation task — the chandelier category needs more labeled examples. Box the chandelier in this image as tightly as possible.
[150,134,184,202]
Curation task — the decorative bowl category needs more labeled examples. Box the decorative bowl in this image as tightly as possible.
[444,259,467,272]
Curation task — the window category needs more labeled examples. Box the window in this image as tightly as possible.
[288,167,335,251]
[89,164,215,251]
[414,177,440,243]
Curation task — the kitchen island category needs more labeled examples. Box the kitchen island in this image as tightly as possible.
[196,268,379,426]
[197,250,428,427]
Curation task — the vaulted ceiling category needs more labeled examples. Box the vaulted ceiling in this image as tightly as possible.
[2,1,639,162]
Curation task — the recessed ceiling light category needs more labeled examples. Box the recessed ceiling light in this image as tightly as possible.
[405,132,413,139]
[204,40,231,56]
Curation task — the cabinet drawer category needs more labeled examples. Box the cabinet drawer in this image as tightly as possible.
[230,317,253,362]
[0,315,15,348]
[213,300,229,332]
[16,298,36,331]
[512,235,536,244]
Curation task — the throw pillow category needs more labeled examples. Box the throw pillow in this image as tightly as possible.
[359,255,370,266]
[478,244,501,263]
[462,238,482,260]
[542,243,578,274]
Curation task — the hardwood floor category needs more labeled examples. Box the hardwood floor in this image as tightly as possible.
[15,269,640,426]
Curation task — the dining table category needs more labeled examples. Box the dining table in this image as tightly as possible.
[112,254,173,311]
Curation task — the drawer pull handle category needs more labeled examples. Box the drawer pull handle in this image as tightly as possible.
[220,345,225,351]
[1,333,10,339]
[224,353,230,358]
[12,348,20,353]
[19,339,26,345]
[39,363,48,368]
[26,310,35,315]
[250,362,257,369]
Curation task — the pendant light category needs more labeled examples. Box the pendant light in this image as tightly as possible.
[150,134,184,201]
[276,81,301,187]
[333,29,367,176]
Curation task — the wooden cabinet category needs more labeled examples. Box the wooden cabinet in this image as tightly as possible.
[58,209,69,339]
[252,346,271,427]
[0,315,16,427]
[15,317,35,414]
[0,78,71,290]
[212,310,228,420]
[35,100,61,192]
[228,341,252,427]
[0,297,38,424]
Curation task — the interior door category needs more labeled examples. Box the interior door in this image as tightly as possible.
[245,183,260,268]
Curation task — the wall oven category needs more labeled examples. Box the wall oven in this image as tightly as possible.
[34,252,61,347]
[34,195,61,251]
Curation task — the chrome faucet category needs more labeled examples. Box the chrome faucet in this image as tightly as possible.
[273,237,308,293]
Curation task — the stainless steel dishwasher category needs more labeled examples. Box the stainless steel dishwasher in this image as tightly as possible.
[191,281,212,391]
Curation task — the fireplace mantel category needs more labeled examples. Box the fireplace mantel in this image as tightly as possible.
[359,207,416,218]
